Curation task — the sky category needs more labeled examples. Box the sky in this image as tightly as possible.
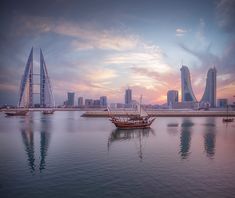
[0,0,235,105]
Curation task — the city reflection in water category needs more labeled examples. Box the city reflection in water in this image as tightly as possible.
[20,113,51,173]
[108,128,155,160]
[179,118,193,159]
[203,117,216,158]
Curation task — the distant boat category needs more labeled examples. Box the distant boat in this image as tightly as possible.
[223,105,234,123]
[108,96,156,129]
[4,109,29,116]
[42,109,55,115]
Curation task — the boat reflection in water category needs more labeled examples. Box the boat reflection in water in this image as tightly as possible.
[20,113,51,173]
[108,128,155,160]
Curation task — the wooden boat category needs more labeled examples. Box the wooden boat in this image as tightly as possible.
[42,109,55,115]
[108,97,156,129]
[4,109,28,116]
[110,116,156,129]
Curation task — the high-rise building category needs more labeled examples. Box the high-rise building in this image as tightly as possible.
[78,97,83,107]
[40,49,54,107]
[67,92,75,106]
[167,90,178,106]
[217,98,228,108]
[100,96,107,107]
[125,88,132,105]
[200,67,217,107]
[18,47,54,108]
[181,65,197,102]
[85,99,93,107]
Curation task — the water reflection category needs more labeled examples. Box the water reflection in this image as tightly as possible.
[108,128,155,160]
[179,118,193,159]
[203,117,216,158]
[20,113,51,173]
[39,116,51,172]
[21,116,35,172]
[167,123,179,135]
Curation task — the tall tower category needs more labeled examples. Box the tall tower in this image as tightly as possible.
[18,47,34,108]
[67,92,75,106]
[125,88,132,105]
[180,66,197,102]
[200,67,217,107]
[18,48,54,108]
[40,49,54,107]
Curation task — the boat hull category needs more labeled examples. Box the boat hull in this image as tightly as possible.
[110,117,156,129]
[42,109,55,115]
[5,110,28,116]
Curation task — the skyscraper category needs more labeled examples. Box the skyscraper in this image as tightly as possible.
[18,47,34,108]
[40,49,54,107]
[200,67,216,107]
[100,96,107,107]
[67,92,75,106]
[78,97,83,107]
[181,66,197,102]
[167,90,178,106]
[125,88,132,106]
[18,48,54,108]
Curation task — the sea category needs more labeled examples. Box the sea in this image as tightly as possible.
[0,111,235,198]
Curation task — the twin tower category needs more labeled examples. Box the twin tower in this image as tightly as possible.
[181,65,216,107]
[18,48,54,108]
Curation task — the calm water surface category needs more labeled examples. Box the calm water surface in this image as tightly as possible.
[0,111,235,198]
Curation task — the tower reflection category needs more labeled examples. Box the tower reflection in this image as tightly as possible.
[203,117,216,158]
[20,113,51,173]
[179,118,193,159]
[108,128,155,160]
[39,116,51,172]
[21,117,35,172]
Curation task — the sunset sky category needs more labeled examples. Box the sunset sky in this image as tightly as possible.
[0,0,235,105]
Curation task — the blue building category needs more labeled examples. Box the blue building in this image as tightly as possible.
[100,96,107,107]
[200,67,217,107]
[181,65,197,102]
[125,88,132,106]
[67,92,75,106]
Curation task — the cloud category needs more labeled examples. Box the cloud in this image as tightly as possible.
[176,28,187,37]
[216,0,235,33]
[14,16,139,51]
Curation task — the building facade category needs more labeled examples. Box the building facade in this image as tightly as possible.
[78,97,83,107]
[217,98,228,108]
[125,88,132,106]
[85,99,93,107]
[167,90,178,106]
[100,96,107,107]
[181,65,197,102]
[200,67,217,107]
[67,92,75,106]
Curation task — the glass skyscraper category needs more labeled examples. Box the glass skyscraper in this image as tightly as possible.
[167,90,178,106]
[200,67,217,107]
[67,92,75,106]
[180,65,197,102]
[100,96,107,107]
[125,88,132,105]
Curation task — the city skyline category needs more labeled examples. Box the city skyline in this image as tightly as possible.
[0,0,235,105]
